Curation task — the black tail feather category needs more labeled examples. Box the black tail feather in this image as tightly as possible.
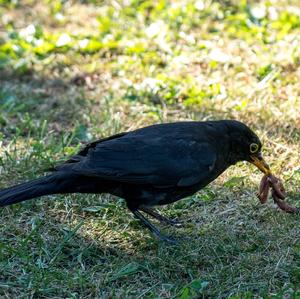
[0,174,62,206]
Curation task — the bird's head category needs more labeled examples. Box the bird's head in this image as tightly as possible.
[225,120,271,175]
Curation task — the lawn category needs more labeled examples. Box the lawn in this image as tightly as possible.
[0,0,300,298]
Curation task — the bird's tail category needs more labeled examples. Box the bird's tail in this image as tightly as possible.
[0,174,63,207]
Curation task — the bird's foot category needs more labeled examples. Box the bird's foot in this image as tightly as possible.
[164,217,182,227]
[154,232,179,244]
[158,217,182,228]
[130,209,179,245]
[139,206,182,227]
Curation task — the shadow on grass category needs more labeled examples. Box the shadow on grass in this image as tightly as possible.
[1,182,300,297]
[0,68,95,139]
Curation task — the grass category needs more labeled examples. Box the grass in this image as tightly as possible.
[0,0,300,297]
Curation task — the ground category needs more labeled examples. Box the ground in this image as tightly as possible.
[0,0,300,298]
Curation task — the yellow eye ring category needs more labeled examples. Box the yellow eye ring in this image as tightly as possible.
[250,143,259,153]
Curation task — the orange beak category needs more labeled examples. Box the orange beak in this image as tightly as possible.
[250,152,271,175]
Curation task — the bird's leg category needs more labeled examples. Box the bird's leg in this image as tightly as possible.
[129,208,177,244]
[139,206,181,226]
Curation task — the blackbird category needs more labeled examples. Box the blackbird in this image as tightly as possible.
[0,120,270,242]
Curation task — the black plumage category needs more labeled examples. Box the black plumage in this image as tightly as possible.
[0,120,270,242]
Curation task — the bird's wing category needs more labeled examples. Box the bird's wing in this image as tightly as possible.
[64,134,217,187]
[58,132,128,166]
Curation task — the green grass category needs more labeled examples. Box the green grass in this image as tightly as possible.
[1,0,300,297]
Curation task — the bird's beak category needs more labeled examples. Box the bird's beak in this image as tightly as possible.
[250,152,271,175]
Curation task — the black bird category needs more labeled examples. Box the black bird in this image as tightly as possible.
[0,120,270,242]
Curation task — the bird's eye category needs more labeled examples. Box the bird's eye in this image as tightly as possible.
[250,143,259,153]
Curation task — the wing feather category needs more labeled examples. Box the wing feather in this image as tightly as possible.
[67,134,216,187]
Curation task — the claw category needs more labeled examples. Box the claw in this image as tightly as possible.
[139,206,182,227]
[130,209,179,244]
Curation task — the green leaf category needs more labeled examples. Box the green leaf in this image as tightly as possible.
[190,279,209,291]
[82,206,105,213]
[178,279,209,298]
[179,287,190,299]
[223,176,246,188]
[109,262,141,282]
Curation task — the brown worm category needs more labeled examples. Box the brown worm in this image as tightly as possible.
[257,174,299,214]
[257,174,270,204]
[272,190,300,214]
[268,174,286,199]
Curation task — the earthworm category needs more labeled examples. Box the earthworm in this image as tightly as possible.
[257,174,298,214]
[268,174,286,200]
[272,189,300,214]
[257,174,270,204]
